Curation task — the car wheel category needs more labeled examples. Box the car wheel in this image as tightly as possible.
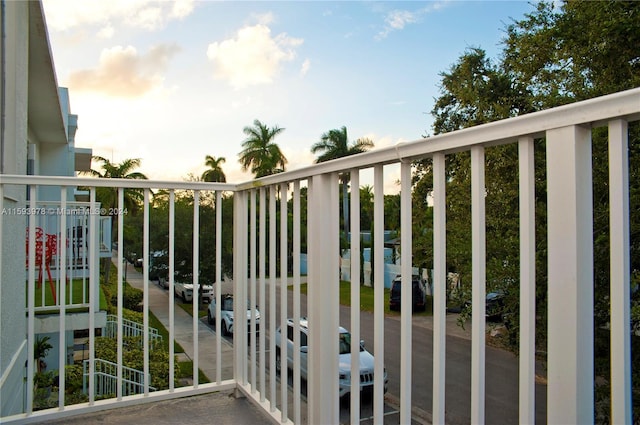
[275,348,281,374]
[222,321,229,336]
[181,292,187,302]
[207,311,213,325]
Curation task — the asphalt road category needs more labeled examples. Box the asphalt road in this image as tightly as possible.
[130,251,548,424]
[206,279,547,424]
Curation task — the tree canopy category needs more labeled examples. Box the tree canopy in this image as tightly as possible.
[238,119,287,178]
[419,2,640,420]
[311,126,374,163]
[311,126,374,236]
[201,155,226,183]
[85,156,148,215]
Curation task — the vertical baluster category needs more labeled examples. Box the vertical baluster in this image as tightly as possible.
[608,119,631,424]
[216,190,223,386]
[518,137,536,423]
[143,188,150,394]
[88,187,96,404]
[250,189,257,392]
[292,180,301,425]
[117,188,124,399]
[258,188,266,399]
[280,183,288,423]
[470,145,486,424]
[169,190,176,391]
[58,187,67,409]
[373,165,385,424]
[433,153,447,423]
[269,186,277,412]
[349,169,361,424]
[400,161,412,424]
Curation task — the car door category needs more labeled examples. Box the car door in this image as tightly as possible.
[286,325,309,380]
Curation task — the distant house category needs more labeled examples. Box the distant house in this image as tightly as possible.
[0,1,96,416]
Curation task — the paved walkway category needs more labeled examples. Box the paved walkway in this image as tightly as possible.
[123,264,235,383]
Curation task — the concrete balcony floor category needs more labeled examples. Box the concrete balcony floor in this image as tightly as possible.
[44,391,272,425]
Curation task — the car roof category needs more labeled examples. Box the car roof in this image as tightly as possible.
[286,317,348,334]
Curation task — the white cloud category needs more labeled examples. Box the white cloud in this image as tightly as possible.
[97,23,114,39]
[42,0,195,33]
[376,10,418,39]
[170,0,196,20]
[68,44,180,97]
[388,10,418,30]
[125,4,163,31]
[375,2,448,40]
[206,24,303,89]
[253,12,275,26]
[300,59,311,77]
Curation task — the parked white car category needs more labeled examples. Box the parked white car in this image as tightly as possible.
[207,294,261,336]
[274,318,388,398]
[174,281,213,303]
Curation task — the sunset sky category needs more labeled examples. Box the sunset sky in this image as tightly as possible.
[42,0,534,190]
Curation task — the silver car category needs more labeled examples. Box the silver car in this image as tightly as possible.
[274,318,388,398]
[207,294,260,336]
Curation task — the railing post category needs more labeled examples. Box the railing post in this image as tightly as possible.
[608,119,631,424]
[234,190,249,387]
[518,136,536,424]
[307,173,339,425]
[546,125,594,424]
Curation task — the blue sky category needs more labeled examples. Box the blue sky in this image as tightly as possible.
[42,0,535,189]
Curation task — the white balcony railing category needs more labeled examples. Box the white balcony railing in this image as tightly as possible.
[1,87,639,424]
[83,358,156,398]
[21,201,111,311]
[105,314,162,346]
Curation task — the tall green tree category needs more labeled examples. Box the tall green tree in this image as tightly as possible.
[311,126,374,236]
[201,155,226,182]
[421,1,640,421]
[85,156,148,214]
[238,119,287,178]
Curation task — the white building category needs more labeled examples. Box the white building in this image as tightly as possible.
[0,1,94,416]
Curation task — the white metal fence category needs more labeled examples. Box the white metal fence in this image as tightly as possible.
[1,87,639,424]
[105,314,162,345]
[83,358,156,397]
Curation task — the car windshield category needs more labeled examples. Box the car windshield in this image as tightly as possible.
[222,298,233,311]
[339,332,364,354]
[221,298,253,311]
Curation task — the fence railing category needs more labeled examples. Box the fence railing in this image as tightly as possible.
[83,358,156,397]
[1,87,639,424]
[105,314,162,345]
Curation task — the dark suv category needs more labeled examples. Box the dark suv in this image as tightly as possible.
[389,276,428,312]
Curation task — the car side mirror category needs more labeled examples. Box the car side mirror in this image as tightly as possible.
[300,346,308,354]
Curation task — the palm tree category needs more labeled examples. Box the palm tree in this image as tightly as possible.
[311,126,374,236]
[201,155,227,182]
[238,119,287,178]
[83,156,148,279]
[85,156,148,214]
[34,336,53,373]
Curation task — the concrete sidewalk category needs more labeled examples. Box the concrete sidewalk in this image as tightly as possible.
[117,261,298,424]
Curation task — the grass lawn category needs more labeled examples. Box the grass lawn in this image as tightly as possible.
[148,310,185,354]
[176,301,209,319]
[296,281,433,316]
[177,360,210,384]
[32,278,108,312]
